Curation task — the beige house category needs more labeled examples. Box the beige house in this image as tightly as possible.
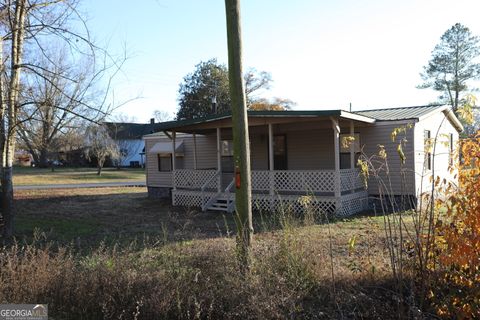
[143,105,463,216]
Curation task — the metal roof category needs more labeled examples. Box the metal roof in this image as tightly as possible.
[146,110,375,134]
[353,105,446,121]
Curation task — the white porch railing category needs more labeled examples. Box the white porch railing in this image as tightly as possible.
[173,169,217,189]
[340,168,364,192]
[173,169,364,194]
[252,170,337,193]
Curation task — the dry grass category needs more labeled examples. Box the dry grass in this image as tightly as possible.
[13,167,145,185]
[2,187,419,319]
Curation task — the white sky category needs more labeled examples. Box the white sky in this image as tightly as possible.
[83,0,480,122]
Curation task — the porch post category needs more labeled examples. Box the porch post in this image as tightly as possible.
[331,118,341,214]
[193,133,197,170]
[268,123,274,207]
[350,121,355,194]
[350,121,355,169]
[216,127,222,192]
[172,130,176,191]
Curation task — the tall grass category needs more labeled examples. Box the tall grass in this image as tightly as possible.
[0,212,402,319]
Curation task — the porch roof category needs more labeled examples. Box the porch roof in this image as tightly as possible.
[147,110,375,134]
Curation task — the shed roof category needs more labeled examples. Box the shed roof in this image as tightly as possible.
[353,105,445,121]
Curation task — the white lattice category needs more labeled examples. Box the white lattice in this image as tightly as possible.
[340,169,364,192]
[251,194,337,215]
[172,190,217,207]
[173,169,217,190]
[172,190,366,217]
[274,170,336,193]
[252,171,270,191]
[339,191,369,216]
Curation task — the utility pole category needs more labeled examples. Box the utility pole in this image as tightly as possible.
[224,0,253,270]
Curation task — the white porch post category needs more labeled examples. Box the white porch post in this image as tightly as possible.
[268,123,274,207]
[193,133,197,170]
[331,118,341,213]
[216,127,222,193]
[172,130,176,191]
[350,121,355,169]
[350,121,355,194]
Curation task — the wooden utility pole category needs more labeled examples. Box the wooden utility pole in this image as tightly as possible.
[224,0,253,268]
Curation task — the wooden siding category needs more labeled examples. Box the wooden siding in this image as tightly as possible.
[413,111,459,197]
[356,122,416,196]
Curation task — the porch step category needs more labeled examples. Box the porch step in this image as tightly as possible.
[207,198,234,212]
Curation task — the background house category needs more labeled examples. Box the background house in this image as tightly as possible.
[105,119,163,167]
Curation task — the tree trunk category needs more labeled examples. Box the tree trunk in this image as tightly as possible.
[39,149,49,168]
[225,0,253,270]
[97,159,104,176]
[1,166,14,239]
[1,0,28,239]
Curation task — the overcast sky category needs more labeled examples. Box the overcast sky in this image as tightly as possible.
[82,0,480,123]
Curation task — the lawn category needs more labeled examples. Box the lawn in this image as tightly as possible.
[12,166,145,185]
[6,187,416,318]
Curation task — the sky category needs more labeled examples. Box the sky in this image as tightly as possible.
[81,0,480,123]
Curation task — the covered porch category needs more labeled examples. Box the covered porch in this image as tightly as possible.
[158,110,374,216]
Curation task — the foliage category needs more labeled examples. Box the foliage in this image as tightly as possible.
[429,130,480,318]
[249,97,296,111]
[176,59,274,119]
[419,23,480,112]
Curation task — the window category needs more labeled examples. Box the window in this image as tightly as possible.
[273,135,287,170]
[221,140,234,172]
[339,133,360,169]
[449,133,454,166]
[424,130,432,170]
[157,154,172,172]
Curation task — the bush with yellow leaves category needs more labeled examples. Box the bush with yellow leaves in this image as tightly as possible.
[430,130,480,319]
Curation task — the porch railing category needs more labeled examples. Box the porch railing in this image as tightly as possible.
[339,168,364,193]
[173,169,217,189]
[173,168,364,194]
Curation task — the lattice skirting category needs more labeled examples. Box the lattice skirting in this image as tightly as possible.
[172,190,217,208]
[172,190,368,217]
[339,191,369,216]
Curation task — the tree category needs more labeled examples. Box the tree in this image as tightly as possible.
[152,109,173,122]
[176,59,272,119]
[249,97,296,111]
[17,47,102,167]
[84,124,119,175]
[419,23,480,112]
[0,0,122,238]
[225,0,253,271]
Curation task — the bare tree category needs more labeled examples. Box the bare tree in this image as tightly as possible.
[0,0,124,238]
[84,124,119,175]
[152,109,173,123]
[17,46,103,167]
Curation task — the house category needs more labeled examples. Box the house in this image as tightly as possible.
[105,119,163,167]
[143,105,463,216]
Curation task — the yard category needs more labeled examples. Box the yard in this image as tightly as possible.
[12,166,145,185]
[4,186,409,319]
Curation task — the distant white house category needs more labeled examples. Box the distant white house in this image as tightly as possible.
[105,119,162,167]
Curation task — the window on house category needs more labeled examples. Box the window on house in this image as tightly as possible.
[339,133,360,169]
[424,130,432,170]
[449,133,454,166]
[157,154,172,172]
[221,140,234,173]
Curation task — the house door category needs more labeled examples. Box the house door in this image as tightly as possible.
[273,135,287,170]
